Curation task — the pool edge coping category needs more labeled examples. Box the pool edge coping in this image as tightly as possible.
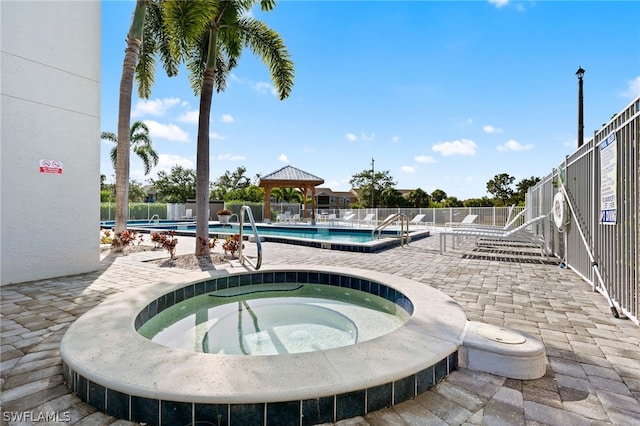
[60,265,467,404]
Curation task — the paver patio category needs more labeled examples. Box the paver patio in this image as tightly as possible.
[1,232,639,425]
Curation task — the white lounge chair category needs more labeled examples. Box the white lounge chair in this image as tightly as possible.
[358,213,376,226]
[454,208,529,233]
[439,215,548,258]
[335,212,355,225]
[277,211,291,222]
[445,214,478,230]
[409,213,425,225]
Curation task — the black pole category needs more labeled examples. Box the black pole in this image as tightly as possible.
[370,158,375,208]
[577,67,585,148]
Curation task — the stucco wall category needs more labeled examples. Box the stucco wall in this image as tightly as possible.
[1,1,101,285]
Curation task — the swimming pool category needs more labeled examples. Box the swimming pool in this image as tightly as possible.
[119,222,430,252]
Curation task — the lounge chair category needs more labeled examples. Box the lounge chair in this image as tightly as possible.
[445,214,478,230]
[439,215,548,258]
[358,213,376,226]
[182,209,193,220]
[335,212,355,225]
[454,208,528,233]
[277,211,291,222]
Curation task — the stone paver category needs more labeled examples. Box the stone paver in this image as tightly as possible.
[1,231,639,425]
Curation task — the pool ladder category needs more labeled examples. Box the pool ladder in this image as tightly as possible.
[238,206,262,270]
[372,213,410,247]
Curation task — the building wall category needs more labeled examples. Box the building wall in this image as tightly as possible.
[1,1,101,285]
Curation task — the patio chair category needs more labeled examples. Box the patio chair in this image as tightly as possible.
[454,208,529,233]
[439,215,548,258]
[358,213,376,226]
[277,211,291,223]
[182,209,193,220]
[445,214,478,230]
[334,212,355,225]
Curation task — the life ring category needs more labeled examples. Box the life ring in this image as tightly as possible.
[553,191,567,231]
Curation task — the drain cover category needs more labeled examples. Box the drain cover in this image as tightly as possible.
[478,326,526,344]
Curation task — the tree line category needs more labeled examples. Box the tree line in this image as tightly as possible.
[102,165,540,208]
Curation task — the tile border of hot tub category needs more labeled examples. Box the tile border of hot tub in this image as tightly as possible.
[61,265,468,425]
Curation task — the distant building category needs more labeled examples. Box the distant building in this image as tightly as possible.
[313,187,358,211]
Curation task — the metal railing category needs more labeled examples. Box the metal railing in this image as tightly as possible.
[372,213,410,247]
[527,96,639,324]
[238,205,262,270]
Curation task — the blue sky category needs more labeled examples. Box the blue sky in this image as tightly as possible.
[101,0,640,200]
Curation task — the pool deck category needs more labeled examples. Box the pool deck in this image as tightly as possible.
[2,230,639,425]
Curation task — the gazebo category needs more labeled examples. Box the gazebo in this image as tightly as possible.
[259,165,324,220]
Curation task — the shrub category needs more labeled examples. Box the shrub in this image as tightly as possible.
[151,231,178,259]
[222,234,244,257]
[198,237,218,256]
[111,230,142,250]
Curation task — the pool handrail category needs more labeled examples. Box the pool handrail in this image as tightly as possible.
[238,206,262,270]
[372,213,410,247]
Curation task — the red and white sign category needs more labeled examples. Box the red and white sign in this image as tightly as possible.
[39,159,63,174]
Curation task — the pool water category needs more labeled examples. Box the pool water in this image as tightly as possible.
[138,283,411,355]
[212,224,379,243]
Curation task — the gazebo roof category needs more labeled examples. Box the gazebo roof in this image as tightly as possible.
[259,165,324,186]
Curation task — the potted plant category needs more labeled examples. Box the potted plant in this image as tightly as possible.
[217,208,232,224]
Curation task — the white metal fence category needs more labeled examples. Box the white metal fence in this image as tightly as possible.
[527,97,639,325]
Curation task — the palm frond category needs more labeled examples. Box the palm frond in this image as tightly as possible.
[146,1,180,78]
[100,131,117,143]
[162,0,217,61]
[238,17,294,100]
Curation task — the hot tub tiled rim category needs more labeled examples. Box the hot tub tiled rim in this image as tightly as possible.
[60,265,467,420]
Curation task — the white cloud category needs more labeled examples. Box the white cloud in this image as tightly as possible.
[621,75,640,99]
[483,125,503,134]
[155,154,195,173]
[496,139,534,152]
[361,132,375,141]
[217,153,246,161]
[391,136,401,143]
[345,132,375,142]
[255,82,277,96]
[131,98,181,117]
[432,139,477,156]
[400,166,415,173]
[278,154,289,163]
[221,114,235,123]
[210,132,227,140]
[415,155,436,163]
[178,110,199,124]
[489,0,509,8]
[143,120,189,142]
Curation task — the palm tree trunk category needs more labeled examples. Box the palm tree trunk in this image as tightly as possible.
[195,30,218,257]
[115,0,147,241]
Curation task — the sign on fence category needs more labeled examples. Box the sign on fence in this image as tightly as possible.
[599,132,617,224]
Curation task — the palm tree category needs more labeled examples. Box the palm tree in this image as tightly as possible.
[102,121,159,175]
[113,0,178,240]
[100,121,158,175]
[271,187,303,203]
[162,0,294,256]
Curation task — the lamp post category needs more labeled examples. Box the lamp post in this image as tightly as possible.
[370,158,375,208]
[576,66,585,148]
